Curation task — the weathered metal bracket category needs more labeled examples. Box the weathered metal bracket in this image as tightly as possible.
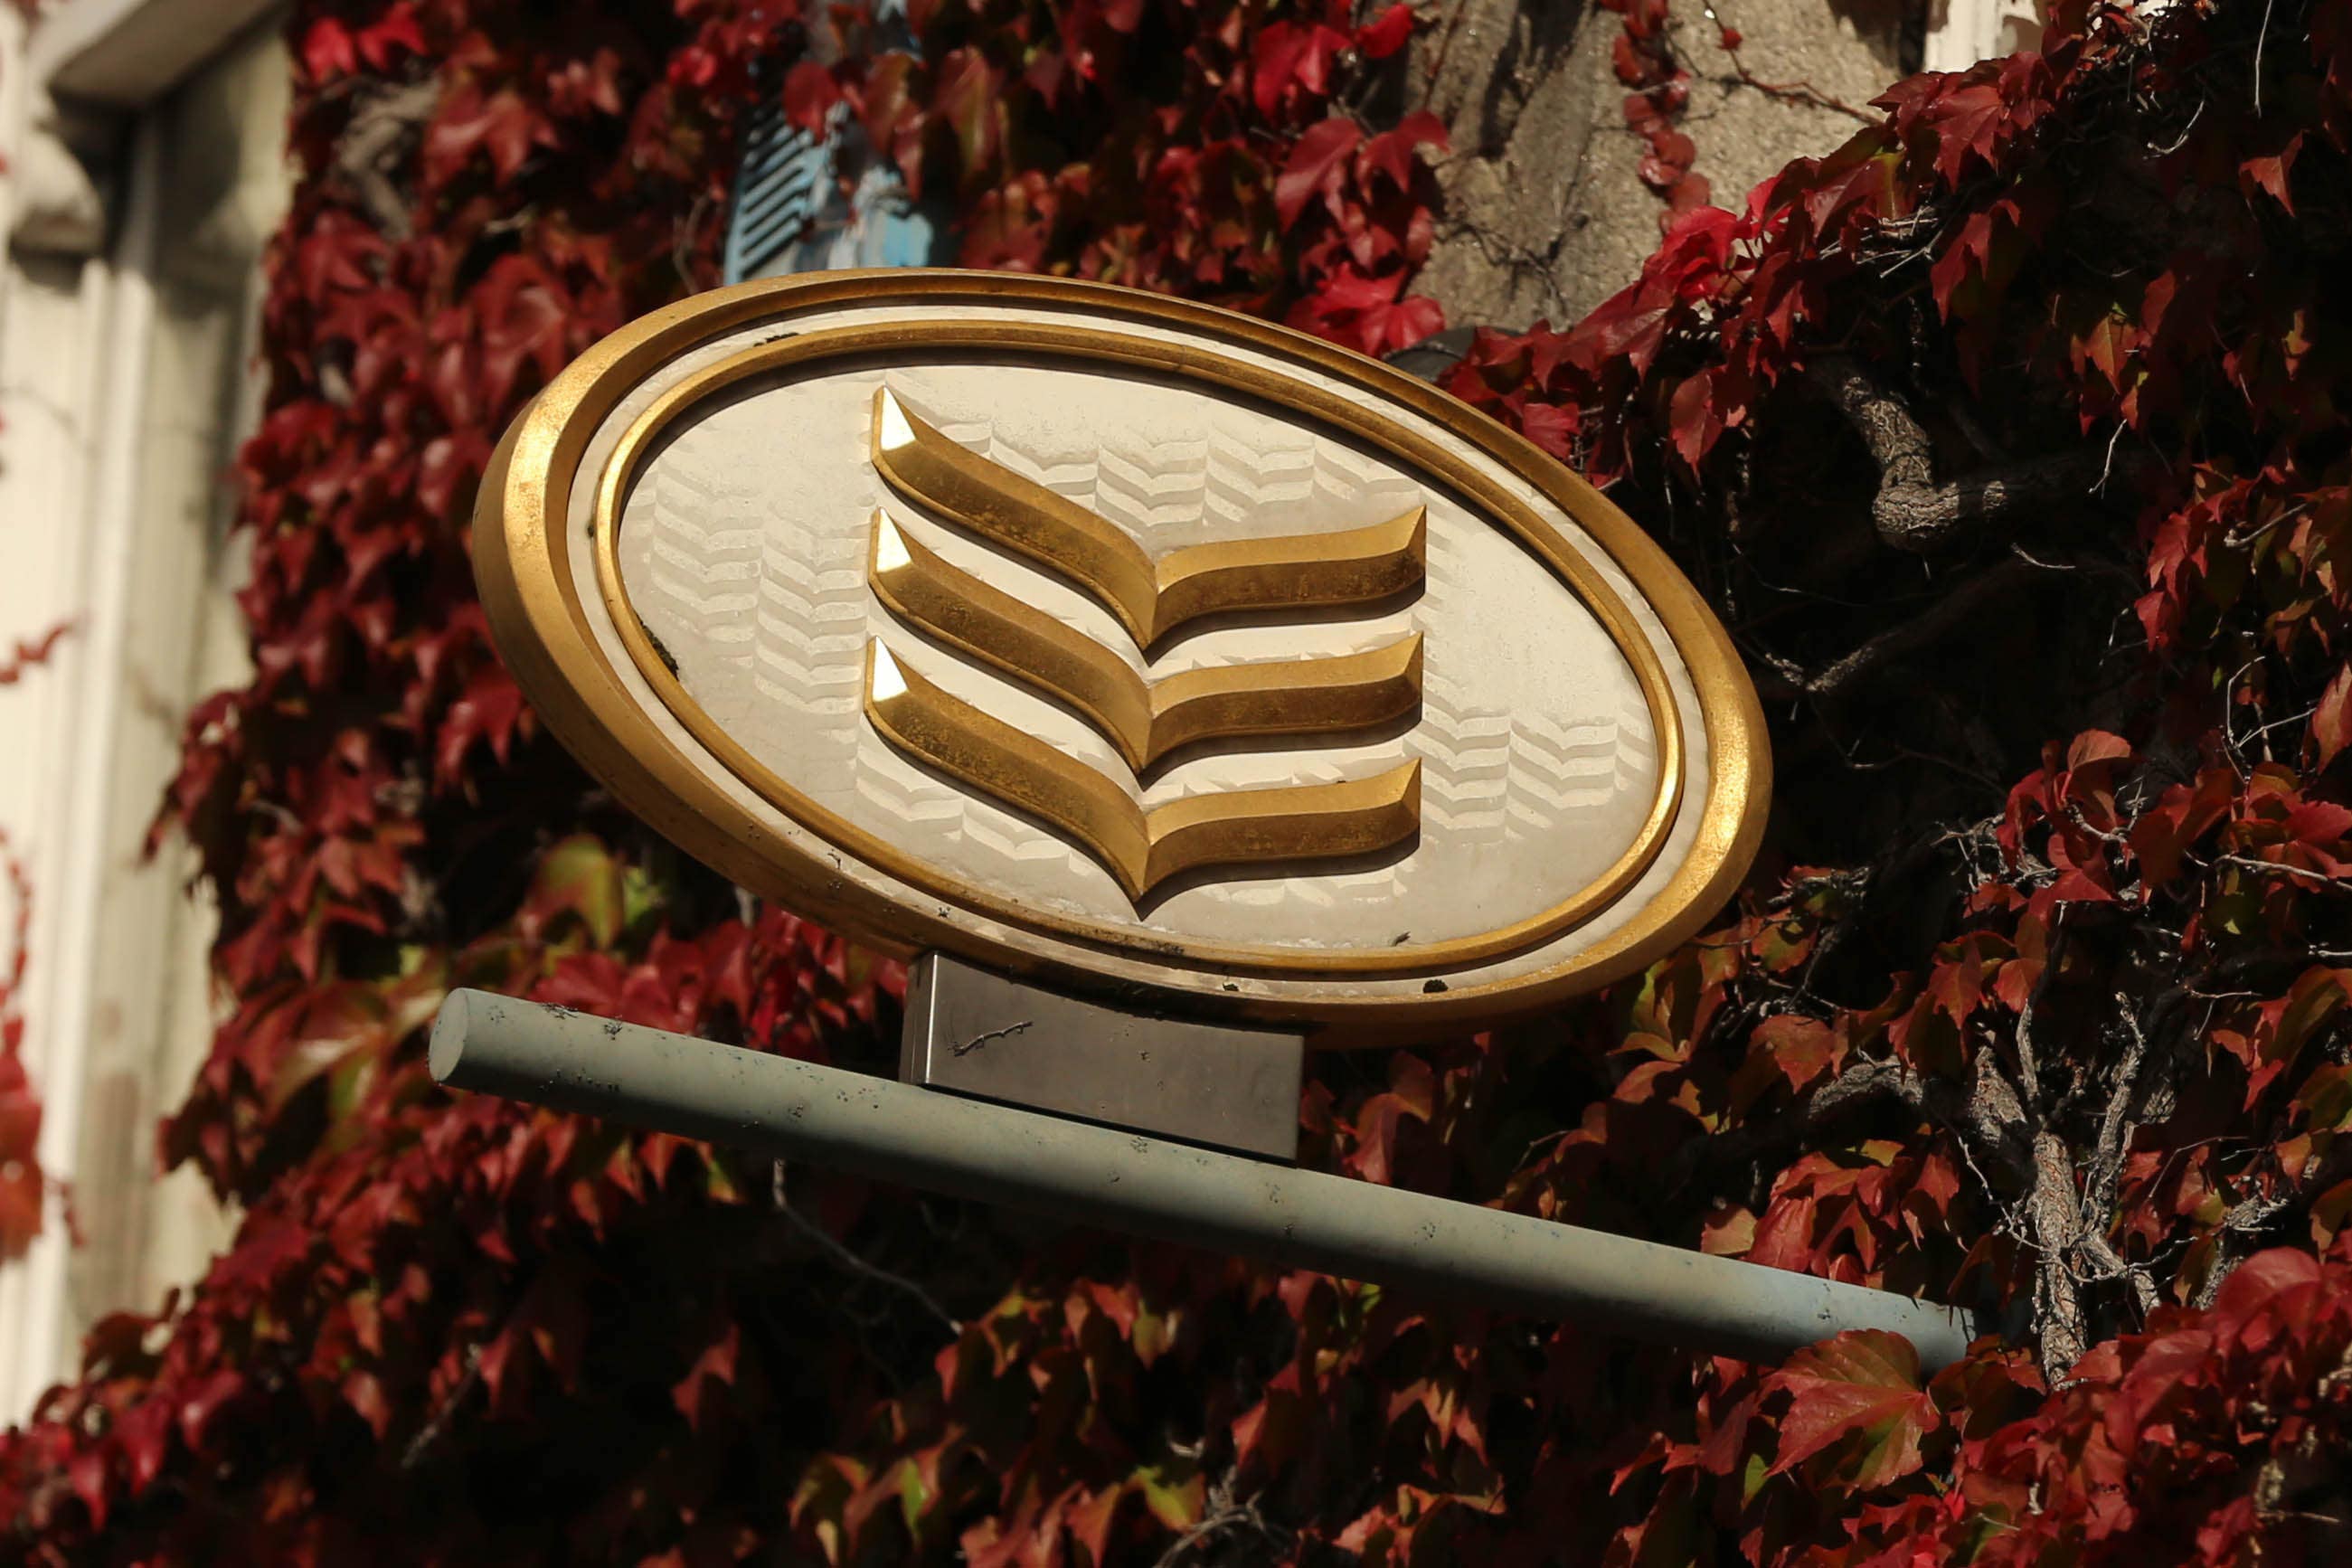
[429,990,1984,1369]
[900,953,1305,1163]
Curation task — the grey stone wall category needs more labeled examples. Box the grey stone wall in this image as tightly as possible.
[1405,0,1913,331]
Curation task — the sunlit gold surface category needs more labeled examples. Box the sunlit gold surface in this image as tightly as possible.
[589,321,1685,974]
[873,389,1428,649]
[477,269,1772,1029]
[864,644,1422,898]
[864,387,1430,893]
[868,509,1424,773]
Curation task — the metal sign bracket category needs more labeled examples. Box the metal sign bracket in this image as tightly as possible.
[899,954,1305,1164]
[429,990,1983,1369]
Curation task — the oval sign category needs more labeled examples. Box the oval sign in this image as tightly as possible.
[477,271,1768,1029]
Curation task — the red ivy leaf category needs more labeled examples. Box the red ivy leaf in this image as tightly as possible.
[1769,1329,1941,1490]
[115,1398,174,1495]
[357,5,426,71]
[1755,1015,1838,1094]
[0,619,71,685]
[782,61,842,135]
[1252,21,1349,119]
[1275,118,1362,230]
[299,18,360,83]
[1357,111,1448,191]
[674,1322,742,1432]
[1355,4,1416,59]
[177,1369,246,1454]
[436,664,527,788]
[2241,133,2303,213]
[425,87,550,184]
[0,1147,40,1261]
[2311,664,2352,767]
[1292,266,1444,357]
[1668,370,1721,468]
[68,1447,109,1530]
[931,50,1005,184]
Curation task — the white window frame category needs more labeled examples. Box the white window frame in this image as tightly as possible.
[1924,0,2046,72]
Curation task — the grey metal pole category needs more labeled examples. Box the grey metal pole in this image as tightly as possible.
[430,989,1980,1369]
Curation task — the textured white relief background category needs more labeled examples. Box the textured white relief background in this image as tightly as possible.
[617,360,1659,949]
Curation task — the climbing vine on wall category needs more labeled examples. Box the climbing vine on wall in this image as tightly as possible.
[8,0,2352,1564]
[0,621,73,1265]
[0,831,43,1265]
[1608,0,1710,214]
[1602,0,1877,225]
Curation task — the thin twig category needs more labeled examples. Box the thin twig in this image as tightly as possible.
[1754,559,2042,703]
[1702,9,1875,125]
[2254,0,2278,116]
[1150,1474,1286,1568]
[2219,855,2344,887]
[950,1020,1032,1057]
[401,1344,484,1471]
[772,1165,962,1335]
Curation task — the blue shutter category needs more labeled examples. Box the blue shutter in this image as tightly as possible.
[721,107,836,285]
[723,12,952,284]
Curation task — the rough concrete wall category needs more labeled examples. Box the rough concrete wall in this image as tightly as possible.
[1407,0,1911,332]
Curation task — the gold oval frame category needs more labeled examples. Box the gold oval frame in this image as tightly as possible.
[476,270,1771,1028]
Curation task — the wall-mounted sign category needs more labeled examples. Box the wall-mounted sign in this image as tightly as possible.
[476,271,1768,1028]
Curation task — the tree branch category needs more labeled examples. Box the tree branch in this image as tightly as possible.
[2073,995,2163,1321]
[1660,1053,1917,1196]
[332,78,438,241]
[1809,357,2145,553]
[2028,1129,2091,1374]
[2192,1192,2296,1309]
[1757,558,2043,702]
[1668,1047,2033,1201]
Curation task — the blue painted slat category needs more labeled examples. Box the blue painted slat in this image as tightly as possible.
[722,13,952,285]
[722,103,839,285]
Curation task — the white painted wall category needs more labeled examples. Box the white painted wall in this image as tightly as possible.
[0,5,284,1422]
[1924,0,2045,72]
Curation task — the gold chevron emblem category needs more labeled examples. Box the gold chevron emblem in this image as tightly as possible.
[868,509,1425,771]
[861,388,1426,900]
[871,389,1426,647]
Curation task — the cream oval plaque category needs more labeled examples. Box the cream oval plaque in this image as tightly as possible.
[477,271,1769,1029]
